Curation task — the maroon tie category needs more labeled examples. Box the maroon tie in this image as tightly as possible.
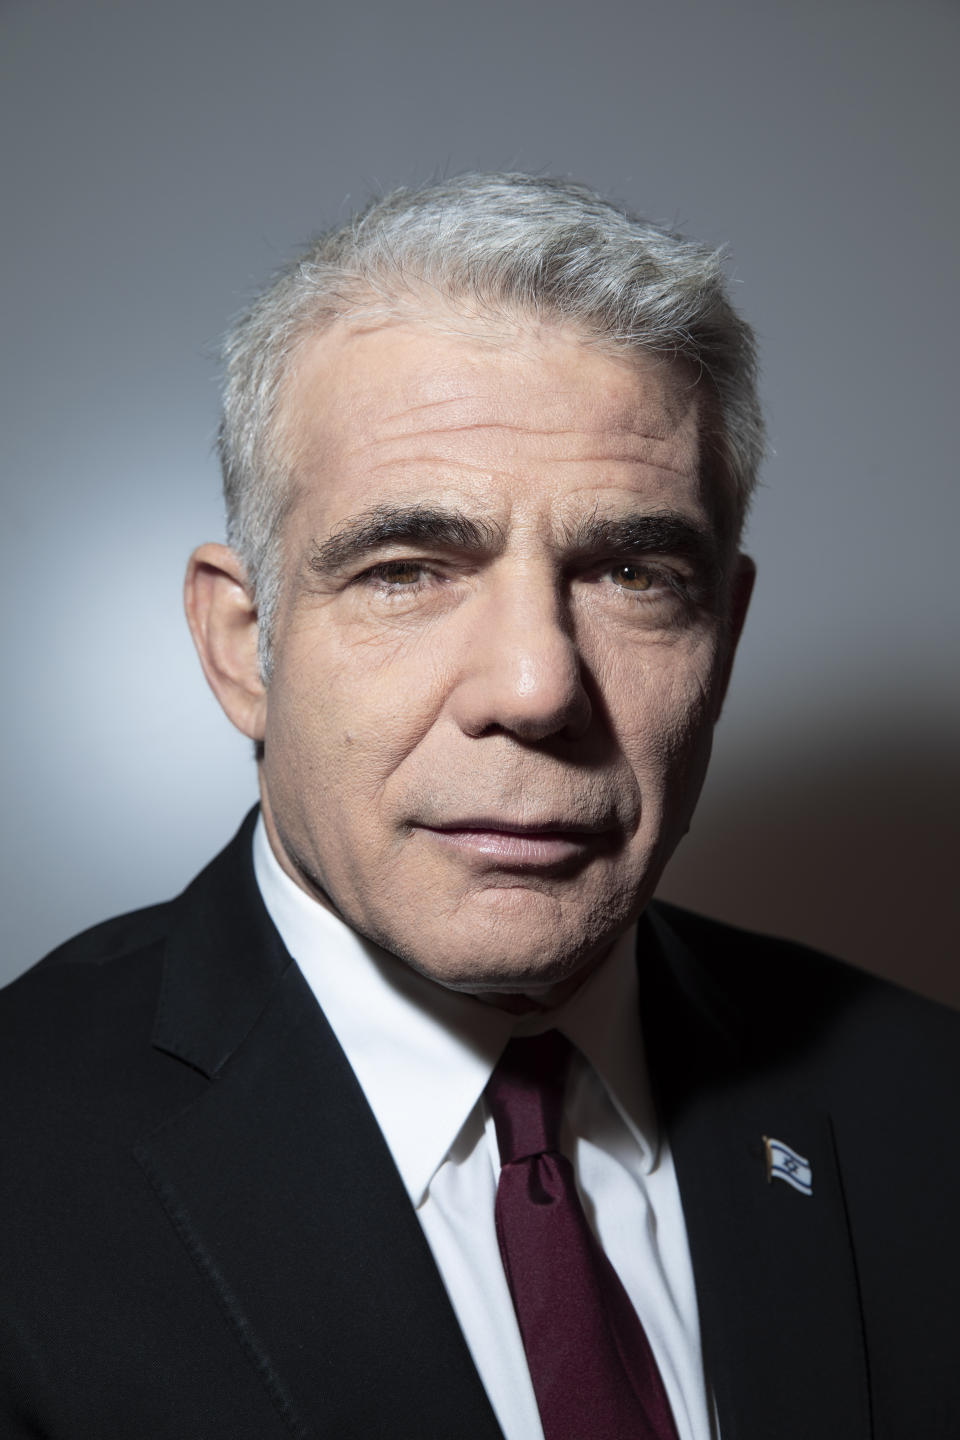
[486,1030,681,1440]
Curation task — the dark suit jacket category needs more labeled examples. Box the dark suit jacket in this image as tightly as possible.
[2,809,958,1438]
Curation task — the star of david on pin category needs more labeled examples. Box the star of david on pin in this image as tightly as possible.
[763,1135,813,1195]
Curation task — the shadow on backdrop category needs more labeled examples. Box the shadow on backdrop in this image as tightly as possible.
[658,727,959,1010]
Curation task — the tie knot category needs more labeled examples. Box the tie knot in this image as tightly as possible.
[486,1030,573,1166]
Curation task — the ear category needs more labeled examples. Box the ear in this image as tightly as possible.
[184,543,266,742]
[714,551,756,718]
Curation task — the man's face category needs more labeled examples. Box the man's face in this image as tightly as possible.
[257,313,749,995]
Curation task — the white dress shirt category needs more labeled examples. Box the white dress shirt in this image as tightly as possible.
[253,817,717,1440]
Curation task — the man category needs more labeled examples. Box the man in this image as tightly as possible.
[1,173,957,1439]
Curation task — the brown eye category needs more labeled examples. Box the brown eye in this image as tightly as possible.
[379,562,424,585]
[613,564,652,592]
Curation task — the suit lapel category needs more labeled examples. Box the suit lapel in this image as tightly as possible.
[643,907,872,1440]
[137,816,503,1439]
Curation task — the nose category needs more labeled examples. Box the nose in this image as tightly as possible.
[449,567,592,743]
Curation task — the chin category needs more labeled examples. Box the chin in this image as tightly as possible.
[342,863,650,999]
[422,953,581,997]
[381,906,613,999]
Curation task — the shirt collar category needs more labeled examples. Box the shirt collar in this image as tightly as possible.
[538,923,659,1171]
[253,816,658,1205]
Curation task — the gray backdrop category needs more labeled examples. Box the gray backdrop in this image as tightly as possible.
[2,0,958,1001]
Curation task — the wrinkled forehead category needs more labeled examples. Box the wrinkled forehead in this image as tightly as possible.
[285,306,691,431]
[275,309,718,540]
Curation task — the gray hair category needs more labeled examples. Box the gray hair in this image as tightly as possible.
[218,172,764,677]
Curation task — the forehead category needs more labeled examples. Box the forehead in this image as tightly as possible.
[279,312,705,531]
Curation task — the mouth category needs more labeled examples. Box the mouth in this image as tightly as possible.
[415,817,616,870]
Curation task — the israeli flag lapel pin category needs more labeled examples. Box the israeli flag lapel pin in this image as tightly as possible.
[762,1135,813,1196]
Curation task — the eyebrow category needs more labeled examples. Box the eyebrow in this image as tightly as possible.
[307,504,505,575]
[306,501,721,586]
[562,511,719,569]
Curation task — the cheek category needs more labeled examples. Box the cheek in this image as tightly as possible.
[266,626,452,804]
[592,634,721,783]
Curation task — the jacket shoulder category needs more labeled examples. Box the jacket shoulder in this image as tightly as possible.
[36,899,173,971]
[0,810,264,1091]
[650,897,835,966]
[648,896,960,1044]
[0,900,175,1079]
[1,898,175,1023]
